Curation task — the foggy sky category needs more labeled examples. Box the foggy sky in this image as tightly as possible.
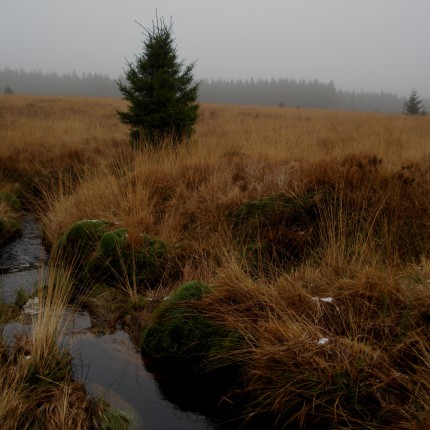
[1,0,429,98]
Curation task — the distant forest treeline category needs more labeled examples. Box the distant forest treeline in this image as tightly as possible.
[1,67,427,113]
[0,68,119,97]
[200,78,410,113]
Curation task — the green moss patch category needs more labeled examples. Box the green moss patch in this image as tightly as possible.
[89,229,169,289]
[141,281,244,416]
[98,228,129,259]
[60,219,110,261]
[142,281,242,376]
[60,221,170,291]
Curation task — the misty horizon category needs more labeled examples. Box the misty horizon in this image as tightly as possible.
[0,60,427,103]
[0,66,424,101]
[2,67,424,115]
[1,1,429,100]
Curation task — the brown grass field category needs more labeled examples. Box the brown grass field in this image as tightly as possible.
[1,94,430,428]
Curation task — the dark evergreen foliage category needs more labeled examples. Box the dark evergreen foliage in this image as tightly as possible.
[403,89,426,115]
[3,85,14,94]
[116,16,199,147]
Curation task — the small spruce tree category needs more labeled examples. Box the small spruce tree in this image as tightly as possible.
[403,89,426,115]
[3,85,14,95]
[116,15,199,147]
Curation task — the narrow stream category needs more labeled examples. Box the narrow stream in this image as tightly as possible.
[0,214,47,303]
[0,214,215,430]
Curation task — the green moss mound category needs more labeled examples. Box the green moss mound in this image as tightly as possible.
[90,229,169,289]
[142,281,242,375]
[169,279,210,302]
[60,219,110,259]
[59,220,111,285]
[60,220,171,290]
[142,281,212,363]
[98,228,129,259]
[141,281,244,416]
[134,234,169,288]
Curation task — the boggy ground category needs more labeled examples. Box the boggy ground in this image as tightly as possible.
[1,94,430,428]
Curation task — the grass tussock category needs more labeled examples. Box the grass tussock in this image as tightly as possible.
[0,250,130,429]
[199,260,430,429]
[1,95,430,428]
[0,254,96,429]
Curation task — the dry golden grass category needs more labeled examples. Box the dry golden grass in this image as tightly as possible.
[199,259,430,428]
[2,94,430,428]
[8,96,423,252]
[0,200,15,222]
[0,95,131,199]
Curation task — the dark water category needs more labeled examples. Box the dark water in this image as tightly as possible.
[68,312,214,430]
[0,214,47,303]
[0,215,215,430]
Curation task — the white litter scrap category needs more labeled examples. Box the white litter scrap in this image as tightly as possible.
[23,297,39,315]
[312,297,334,303]
[318,338,329,345]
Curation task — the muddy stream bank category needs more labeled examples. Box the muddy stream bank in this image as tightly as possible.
[0,214,215,430]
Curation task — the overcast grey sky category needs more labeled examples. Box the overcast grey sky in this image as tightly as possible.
[1,0,429,97]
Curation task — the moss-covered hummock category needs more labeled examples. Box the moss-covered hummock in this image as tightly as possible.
[141,281,242,380]
[89,229,169,289]
[141,281,244,415]
[142,281,212,367]
[98,228,129,259]
[60,219,110,261]
[60,220,170,291]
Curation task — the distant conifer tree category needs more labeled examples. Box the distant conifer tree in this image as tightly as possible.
[116,14,199,147]
[403,89,426,115]
[3,85,14,94]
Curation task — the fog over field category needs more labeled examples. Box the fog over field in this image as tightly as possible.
[1,0,429,98]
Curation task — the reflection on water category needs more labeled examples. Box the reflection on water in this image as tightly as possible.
[0,269,38,303]
[67,312,214,430]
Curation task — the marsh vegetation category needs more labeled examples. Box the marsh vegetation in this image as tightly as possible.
[1,94,430,428]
